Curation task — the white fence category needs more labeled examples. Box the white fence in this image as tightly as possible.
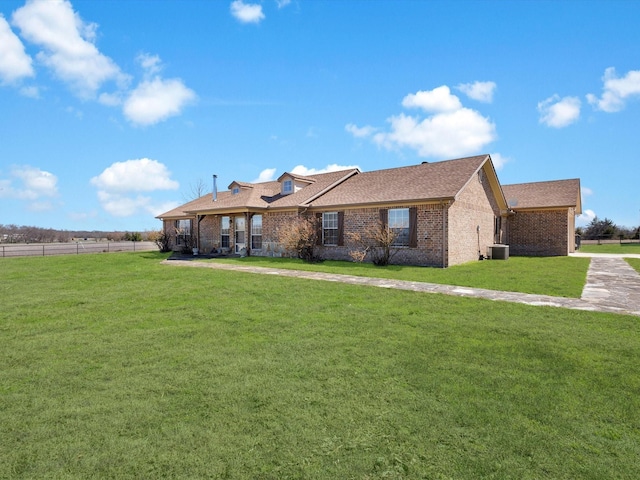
[0,241,158,258]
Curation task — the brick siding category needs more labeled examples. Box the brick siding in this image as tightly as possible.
[506,208,573,256]
[447,168,502,266]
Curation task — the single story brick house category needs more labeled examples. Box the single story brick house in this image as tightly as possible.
[157,154,581,267]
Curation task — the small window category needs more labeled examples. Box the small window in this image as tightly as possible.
[221,216,230,248]
[389,208,410,246]
[322,212,338,246]
[232,187,240,195]
[251,215,262,250]
[283,179,293,194]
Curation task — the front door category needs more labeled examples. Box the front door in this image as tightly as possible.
[234,216,246,254]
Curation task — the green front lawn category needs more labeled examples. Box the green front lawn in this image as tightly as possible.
[579,242,640,254]
[210,255,590,298]
[1,253,638,479]
[627,257,640,274]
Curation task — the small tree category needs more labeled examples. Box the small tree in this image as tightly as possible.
[277,215,321,262]
[584,216,617,240]
[149,230,172,252]
[124,231,143,242]
[347,220,400,266]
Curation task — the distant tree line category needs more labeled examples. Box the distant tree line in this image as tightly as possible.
[576,217,640,240]
[0,224,154,243]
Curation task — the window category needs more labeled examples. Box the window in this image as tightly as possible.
[175,219,191,245]
[232,187,240,195]
[283,179,293,194]
[389,208,410,246]
[221,216,230,248]
[251,214,262,250]
[322,212,338,245]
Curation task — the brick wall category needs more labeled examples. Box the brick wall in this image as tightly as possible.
[507,209,571,256]
[314,204,448,267]
[447,168,502,266]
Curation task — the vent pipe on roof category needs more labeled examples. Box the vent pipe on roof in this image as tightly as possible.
[212,175,217,202]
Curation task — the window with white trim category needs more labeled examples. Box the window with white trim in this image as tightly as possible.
[389,208,410,246]
[221,216,230,248]
[282,179,293,194]
[322,212,338,246]
[175,219,191,245]
[251,215,262,250]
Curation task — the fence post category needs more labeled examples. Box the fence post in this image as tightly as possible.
[43,245,45,256]
[133,240,136,252]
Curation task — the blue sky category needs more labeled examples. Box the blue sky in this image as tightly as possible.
[1,0,639,232]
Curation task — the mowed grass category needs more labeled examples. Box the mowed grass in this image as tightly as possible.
[1,253,639,479]
[579,242,640,254]
[210,255,590,297]
[628,257,640,274]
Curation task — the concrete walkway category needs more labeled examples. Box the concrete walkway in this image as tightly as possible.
[163,253,640,317]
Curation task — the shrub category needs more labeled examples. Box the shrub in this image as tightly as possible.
[149,230,172,253]
[348,220,400,266]
[277,216,322,262]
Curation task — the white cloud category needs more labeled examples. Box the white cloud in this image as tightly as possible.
[137,52,162,77]
[96,191,150,217]
[91,159,179,217]
[230,1,265,24]
[489,152,510,171]
[0,14,34,84]
[372,109,496,158]
[12,0,127,98]
[581,186,593,197]
[253,168,277,183]
[91,158,179,192]
[586,67,640,113]
[349,85,496,159]
[401,85,462,113]
[345,123,377,138]
[0,165,58,211]
[290,163,359,176]
[576,209,596,227]
[537,95,581,128]
[457,81,497,103]
[123,77,196,126]
[276,0,291,8]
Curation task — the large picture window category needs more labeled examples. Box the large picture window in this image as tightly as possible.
[221,216,230,248]
[251,214,262,250]
[322,212,338,246]
[175,219,191,245]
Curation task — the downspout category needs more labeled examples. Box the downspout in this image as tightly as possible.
[441,201,447,268]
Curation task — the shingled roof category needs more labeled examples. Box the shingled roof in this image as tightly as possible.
[156,169,359,218]
[502,179,582,213]
[157,155,514,219]
[306,155,503,208]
